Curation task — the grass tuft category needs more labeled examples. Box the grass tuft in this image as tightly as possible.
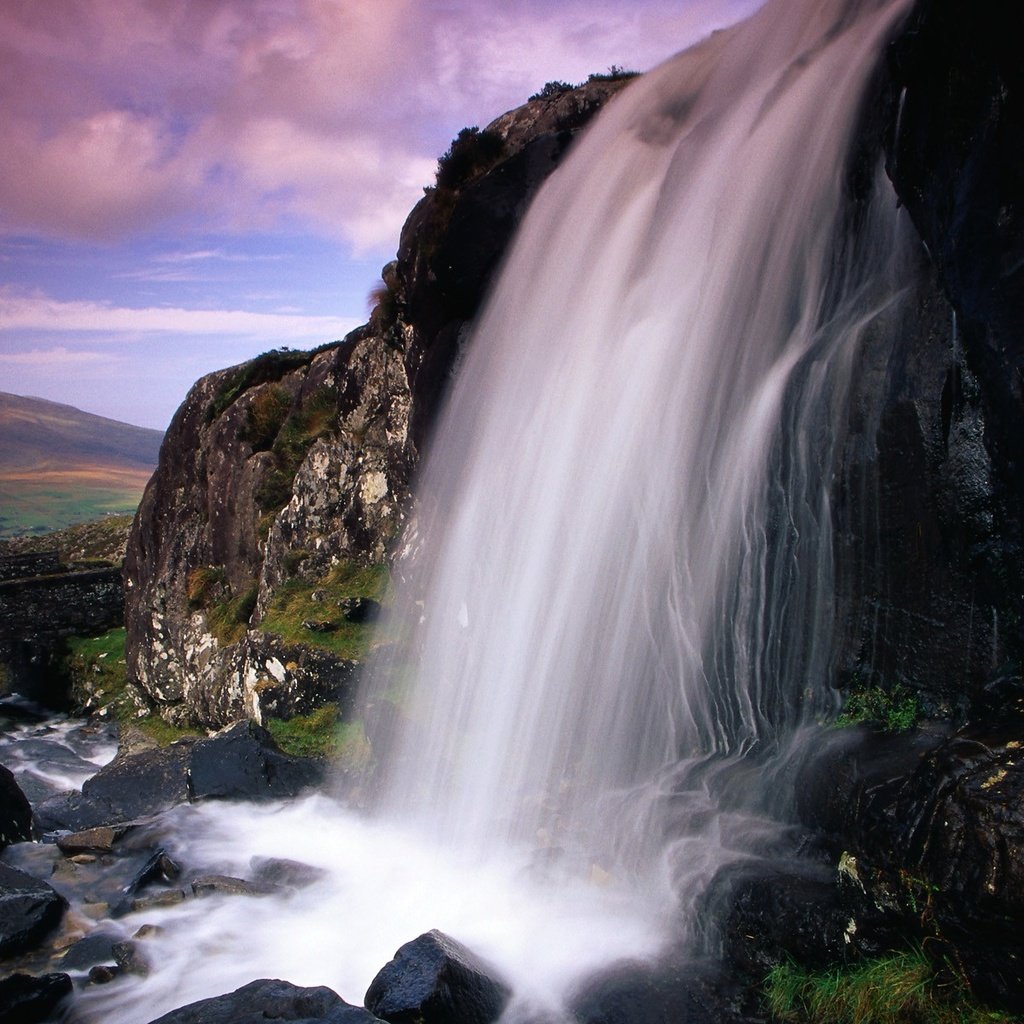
[265,704,370,767]
[764,949,1014,1024]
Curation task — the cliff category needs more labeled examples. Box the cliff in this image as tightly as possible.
[123,77,634,728]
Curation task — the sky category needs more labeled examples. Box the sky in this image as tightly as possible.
[0,0,760,431]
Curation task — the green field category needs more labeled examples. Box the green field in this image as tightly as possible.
[0,474,150,538]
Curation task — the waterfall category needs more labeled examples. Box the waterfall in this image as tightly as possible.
[76,2,921,1021]
[363,0,913,903]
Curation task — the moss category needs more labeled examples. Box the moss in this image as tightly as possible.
[764,949,1016,1024]
[836,683,920,731]
[207,582,258,645]
[187,565,227,609]
[62,628,196,745]
[243,385,291,451]
[265,704,371,767]
[261,560,389,660]
[208,348,313,420]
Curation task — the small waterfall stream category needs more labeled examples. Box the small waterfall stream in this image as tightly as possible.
[72,1,919,1020]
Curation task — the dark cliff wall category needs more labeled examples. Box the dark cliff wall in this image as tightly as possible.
[832,0,1023,717]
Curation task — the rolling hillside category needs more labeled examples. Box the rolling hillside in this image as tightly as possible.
[0,392,163,537]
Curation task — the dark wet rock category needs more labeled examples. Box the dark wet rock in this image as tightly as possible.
[88,963,120,984]
[717,861,905,981]
[190,874,278,898]
[124,849,182,895]
[0,971,73,1024]
[113,939,151,976]
[56,822,139,855]
[0,863,67,958]
[365,929,511,1024]
[35,739,194,832]
[796,721,1024,1008]
[58,930,120,971]
[1,762,33,849]
[569,957,757,1024]
[36,723,322,833]
[337,597,380,624]
[250,856,327,890]
[188,720,324,801]
[143,978,383,1024]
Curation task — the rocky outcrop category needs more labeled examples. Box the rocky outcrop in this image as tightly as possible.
[124,78,634,727]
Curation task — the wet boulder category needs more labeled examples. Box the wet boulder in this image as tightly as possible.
[0,972,73,1024]
[188,720,323,801]
[144,978,382,1024]
[0,863,67,958]
[365,929,511,1024]
[34,722,323,833]
[1,762,32,849]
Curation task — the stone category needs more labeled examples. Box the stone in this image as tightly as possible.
[56,822,138,855]
[59,930,120,971]
[142,978,383,1024]
[364,929,511,1024]
[337,598,380,624]
[0,972,73,1024]
[188,720,324,801]
[0,862,67,958]
[1,762,32,849]
[130,889,186,913]
[190,874,278,898]
[35,740,195,832]
[113,939,151,976]
[250,856,327,890]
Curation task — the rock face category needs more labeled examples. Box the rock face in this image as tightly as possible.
[364,930,511,1024]
[0,763,32,849]
[123,77,633,728]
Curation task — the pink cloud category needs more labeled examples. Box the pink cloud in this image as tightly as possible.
[0,0,759,251]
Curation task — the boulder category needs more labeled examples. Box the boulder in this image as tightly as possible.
[143,978,382,1024]
[1,762,32,849]
[188,720,323,801]
[0,862,67,958]
[0,972,73,1024]
[364,930,511,1024]
[190,874,278,898]
[35,723,323,832]
[58,930,120,971]
[568,958,755,1024]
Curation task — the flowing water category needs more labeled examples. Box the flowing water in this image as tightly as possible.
[70,0,917,1019]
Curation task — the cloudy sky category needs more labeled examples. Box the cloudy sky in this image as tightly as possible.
[0,0,759,430]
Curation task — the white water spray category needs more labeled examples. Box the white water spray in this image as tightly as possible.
[74,1,917,1020]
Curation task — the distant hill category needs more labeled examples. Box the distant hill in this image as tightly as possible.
[0,392,163,538]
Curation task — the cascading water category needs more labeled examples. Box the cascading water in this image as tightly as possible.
[74,1,918,1020]
[364,0,913,907]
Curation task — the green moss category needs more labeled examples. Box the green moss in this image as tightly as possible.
[265,704,370,767]
[63,628,196,745]
[836,683,920,732]
[764,949,1015,1024]
[207,582,258,645]
[261,560,389,659]
[209,348,313,420]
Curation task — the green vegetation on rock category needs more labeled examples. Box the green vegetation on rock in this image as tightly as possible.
[836,682,920,732]
[764,949,1015,1024]
[265,703,370,767]
[262,560,389,659]
[206,583,259,645]
[63,627,195,745]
